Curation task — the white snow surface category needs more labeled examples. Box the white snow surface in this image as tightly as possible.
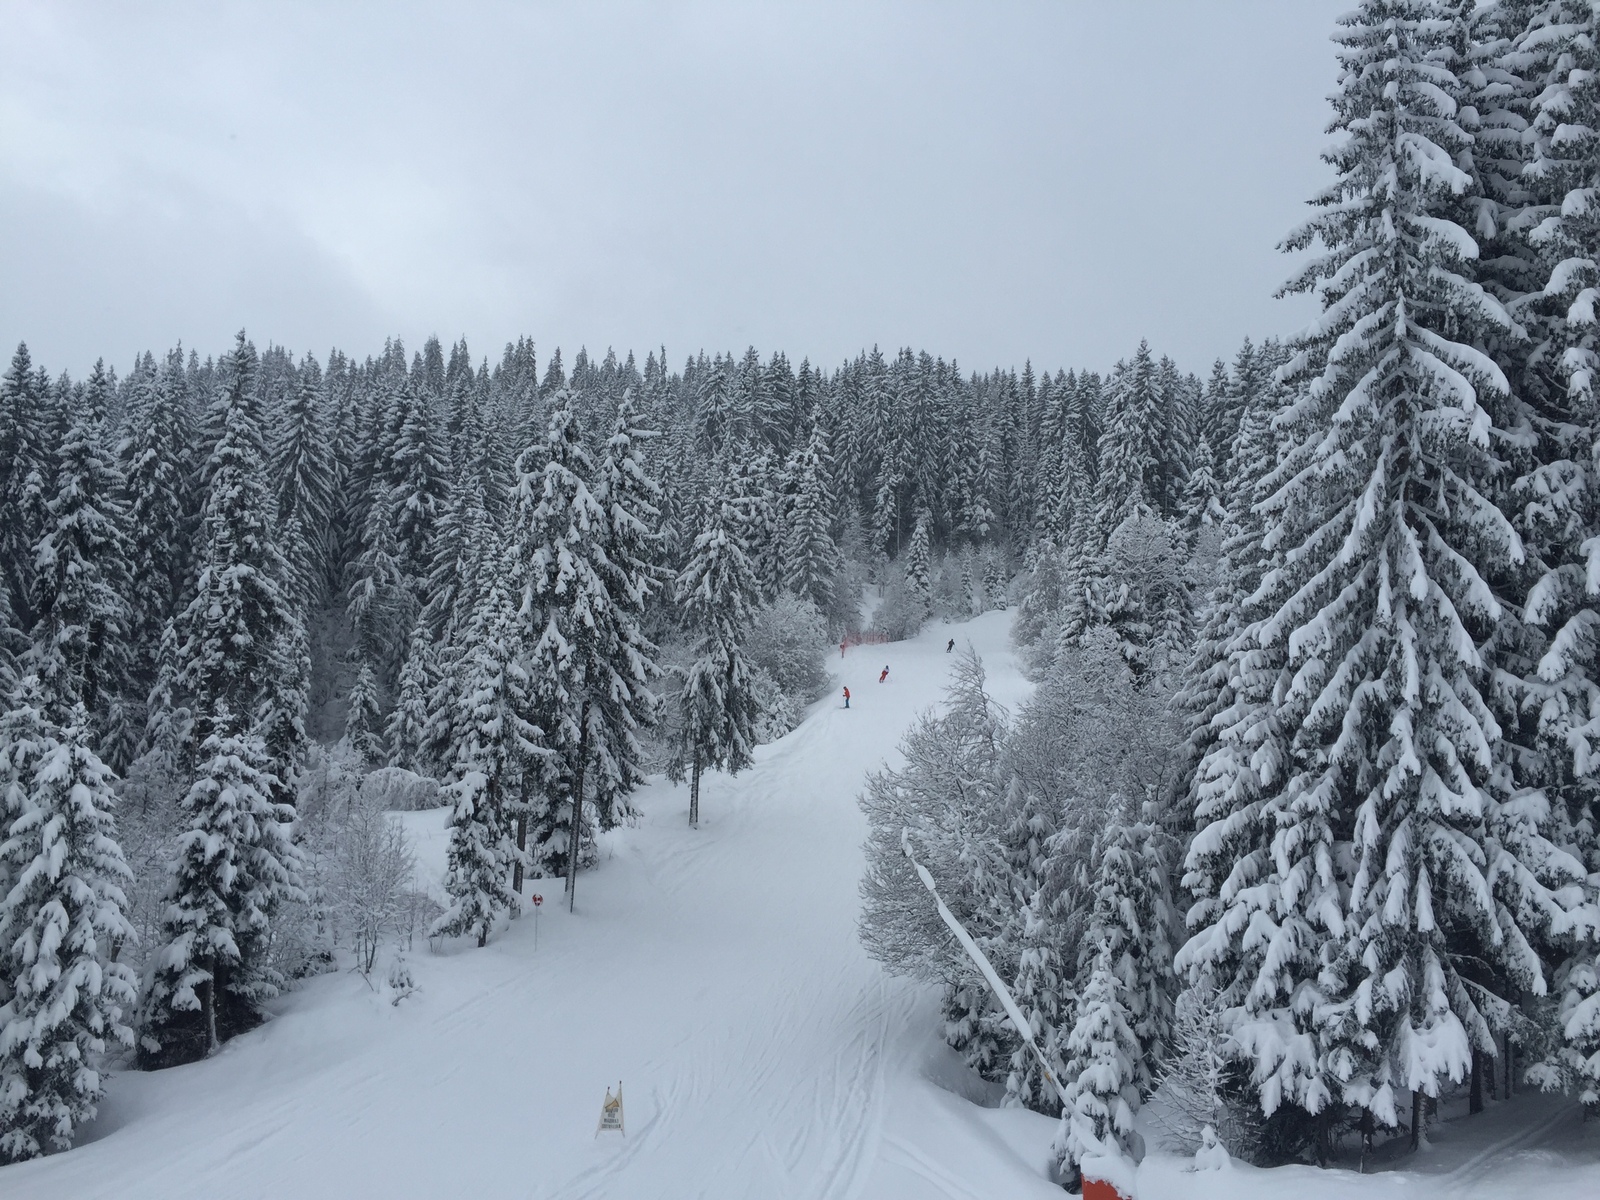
[6,610,1600,1198]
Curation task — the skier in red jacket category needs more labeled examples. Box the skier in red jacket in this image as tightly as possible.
[842,686,850,709]
[878,666,889,683]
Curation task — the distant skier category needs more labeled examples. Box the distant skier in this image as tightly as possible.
[879,666,889,683]
[946,638,955,653]
[842,686,850,709]
[840,640,847,658]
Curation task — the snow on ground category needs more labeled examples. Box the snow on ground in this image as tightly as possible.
[5,610,1599,1198]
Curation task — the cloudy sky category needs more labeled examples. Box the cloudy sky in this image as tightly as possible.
[1,1,1346,379]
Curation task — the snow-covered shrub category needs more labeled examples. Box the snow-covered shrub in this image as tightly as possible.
[932,551,977,620]
[359,765,443,811]
[868,576,928,642]
[749,666,803,744]
[386,951,416,1005]
[1150,984,1259,1161]
[746,594,830,702]
[333,795,417,975]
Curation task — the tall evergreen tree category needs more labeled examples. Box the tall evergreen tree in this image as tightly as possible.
[784,411,844,616]
[0,699,137,1162]
[433,575,540,946]
[139,700,302,1066]
[504,392,617,906]
[671,475,761,828]
[590,390,664,828]
[1183,1,1591,1140]
[28,363,133,743]
[270,356,337,611]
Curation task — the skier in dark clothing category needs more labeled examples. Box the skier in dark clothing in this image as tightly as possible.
[946,638,955,653]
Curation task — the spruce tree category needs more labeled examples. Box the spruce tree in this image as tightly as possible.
[386,623,435,773]
[1186,0,1588,1137]
[345,661,385,768]
[1095,342,1163,538]
[0,700,137,1162]
[270,356,337,610]
[139,700,302,1066]
[590,390,664,828]
[784,411,845,616]
[1497,0,1600,1104]
[504,392,618,905]
[904,509,933,618]
[672,475,761,828]
[433,576,539,946]
[119,359,192,682]
[0,345,53,634]
[28,364,133,740]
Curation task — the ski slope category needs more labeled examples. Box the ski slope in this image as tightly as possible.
[6,611,1060,1200]
[8,609,1599,1198]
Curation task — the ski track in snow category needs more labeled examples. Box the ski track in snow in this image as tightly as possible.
[4,611,1059,1200]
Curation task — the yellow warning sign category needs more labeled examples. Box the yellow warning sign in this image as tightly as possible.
[596,1082,624,1136]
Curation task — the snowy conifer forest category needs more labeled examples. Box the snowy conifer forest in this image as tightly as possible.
[5,2,1600,1197]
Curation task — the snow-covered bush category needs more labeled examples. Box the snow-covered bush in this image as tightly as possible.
[746,594,830,702]
[868,576,928,642]
[932,551,977,620]
[359,765,443,811]
[333,795,418,975]
[749,666,803,745]
[1150,984,1260,1162]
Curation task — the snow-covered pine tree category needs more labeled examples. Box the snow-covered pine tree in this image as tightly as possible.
[1180,431,1226,538]
[345,661,385,768]
[590,389,664,829]
[904,508,933,618]
[1082,811,1175,1099]
[1211,0,1588,1142]
[504,391,619,903]
[177,349,311,819]
[28,362,134,743]
[432,575,541,946]
[0,345,54,635]
[0,700,137,1162]
[1496,0,1600,1107]
[119,357,193,686]
[386,622,435,773]
[783,410,844,617]
[671,473,761,828]
[139,699,302,1067]
[270,355,337,611]
[982,548,1007,612]
[1095,342,1163,539]
[385,374,452,587]
[1055,941,1141,1182]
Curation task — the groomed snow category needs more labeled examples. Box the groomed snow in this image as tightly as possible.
[5,610,1598,1198]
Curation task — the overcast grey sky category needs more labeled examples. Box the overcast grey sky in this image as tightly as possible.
[1,1,1346,379]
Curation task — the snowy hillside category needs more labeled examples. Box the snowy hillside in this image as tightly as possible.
[5,612,1059,1199]
[4,610,1594,1199]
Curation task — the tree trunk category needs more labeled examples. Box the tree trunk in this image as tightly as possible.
[1505,1035,1515,1101]
[1358,1108,1374,1173]
[203,960,220,1057]
[1410,1089,1425,1152]
[1470,1050,1485,1114]
[513,811,527,895]
[566,701,590,914]
[690,743,701,828]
